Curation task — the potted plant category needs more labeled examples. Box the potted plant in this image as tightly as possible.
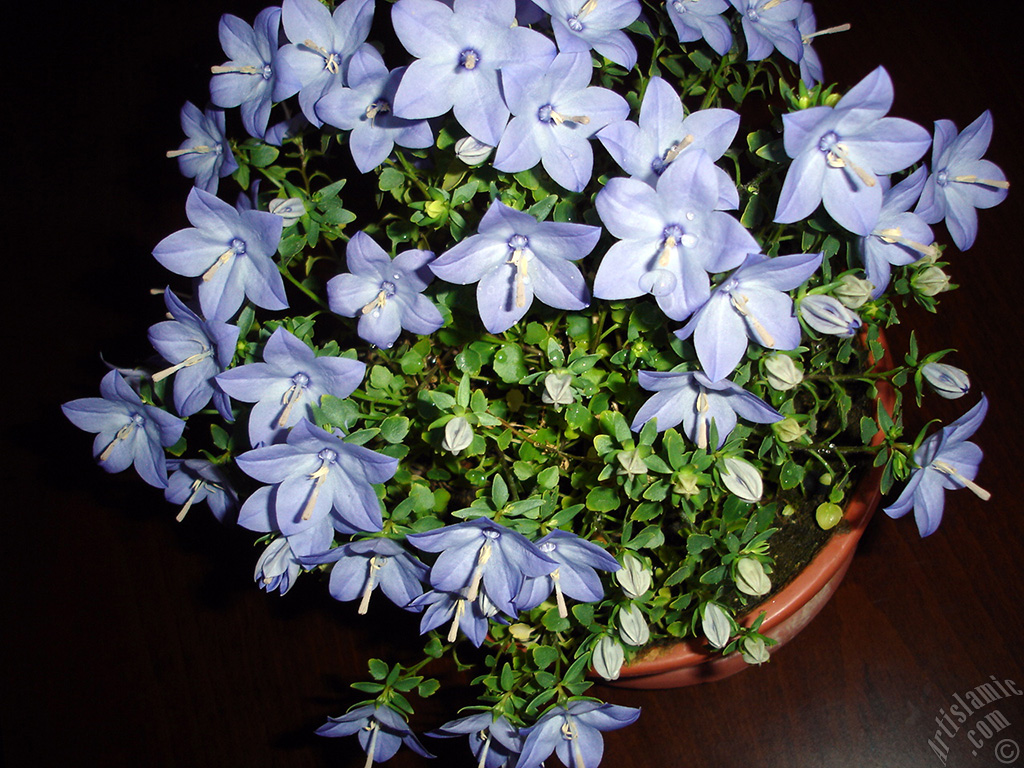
[61,0,1007,764]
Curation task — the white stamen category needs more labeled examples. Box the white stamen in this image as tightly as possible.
[476,732,491,768]
[465,542,493,603]
[203,248,235,282]
[802,23,851,44]
[152,349,213,382]
[561,718,587,768]
[659,235,677,267]
[361,290,388,315]
[301,464,331,521]
[210,64,263,75]
[552,568,568,618]
[952,175,1010,189]
[166,145,214,158]
[695,391,710,450]
[663,134,695,164]
[463,51,479,70]
[730,293,776,347]
[358,556,382,615]
[578,0,598,19]
[509,248,530,308]
[762,0,789,9]
[548,110,591,126]
[99,420,137,462]
[303,39,339,73]
[278,381,307,427]
[176,478,205,522]
[448,598,466,642]
[876,227,939,259]
[825,143,877,187]
[933,461,991,501]
[363,721,379,768]
[365,100,389,122]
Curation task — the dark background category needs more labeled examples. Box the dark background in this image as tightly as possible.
[4,2,1022,767]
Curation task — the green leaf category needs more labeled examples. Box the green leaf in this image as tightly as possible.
[368,658,389,681]
[378,167,405,191]
[492,473,509,508]
[687,533,714,555]
[380,416,411,444]
[536,465,560,490]
[586,487,619,512]
[249,143,280,167]
[417,678,440,698]
[532,645,559,670]
[493,343,528,383]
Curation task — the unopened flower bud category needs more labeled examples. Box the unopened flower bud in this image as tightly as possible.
[255,537,300,595]
[618,604,650,647]
[673,469,701,496]
[441,416,473,455]
[269,197,304,226]
[593,635,624,681]
[774,417,805,443]
[913,265,951,296]
[541,372,574,406]
[424,199,448,219]
[720,457,762,503]
[735,558,771,596]
[921,362,970,399]
[617,448,647,476]
[764,354,803,391]
[741,636,770,665]
[834,274,875,308]
[702,602,732,649]
[454,136,494,165]
[800,294,862,337]
[616,553,652,599]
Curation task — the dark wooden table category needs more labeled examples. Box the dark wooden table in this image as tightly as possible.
[4,2,1022,767]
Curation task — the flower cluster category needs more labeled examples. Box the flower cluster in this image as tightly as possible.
[64,0,1006,765]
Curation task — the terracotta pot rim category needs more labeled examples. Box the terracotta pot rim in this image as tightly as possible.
[617,342,895,681]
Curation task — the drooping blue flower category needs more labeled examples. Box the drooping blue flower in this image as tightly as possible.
[209,7,281,138]
[729,0,803,63]
[516,530,621,617]
[390,0,557,146]
[407,517,557,616]
[152,187,288,322]
[408,588,499,646]
[430,713,523,768]
[317,704,434,763]
[799,293,861,337]
[915,111,1010,251]
[215,326,366,447]
[255,536,308,595]
[630,369,782,448]
[885,395,989,537]
[165,459,239,523]
[430,199,600,333]
[665,0,733,57]
[495,52,629,192]
[532,0,641,69]
[593,149,759,321]
[315,46,433,172]
[166,102,238,194]
[148,288,238,419]
[858,167,936,296]
[774,67,932,236]
[235,419,398,536]
[517,701,641,768]
[795,5,850,89]
[675,251,822,382]
[62,371,185,488]
[326,231,444,349]
[273,0,376,125]
[597,76,739,195]
[302,537,429,613]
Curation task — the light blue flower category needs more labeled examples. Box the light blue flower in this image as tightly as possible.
[209,7,281,138]
[915,111,1010,251]
[408,588,499,646]
[665,0,733,57]
[630,369,782,448]
[593,149,758,321]
[326,231,443,349]
[517,701,641,768]
[729,0,803,63]
[774,67,931,236]
[430,713,523,768]
[148,288,238,419]
[532,0,641,69]
[494,52,629,192]
[675,251,822,382]
[273,0,376,125]
[151,187,288,322]
[597,76,739,195]
[317,704,434,762]
[921,362,970,400]
[390,0,556,146]
[63,371,185,488]
[215,326,366,447]
[516,530,621,617]
[165,459,239,522]
[885,396,989,536]
[430,200,600,333]
[302,537,429,613]
[166,102,238,194]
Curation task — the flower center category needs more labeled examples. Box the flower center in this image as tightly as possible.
[302,39,340,74]
[459,48,481,70]
[651,135,695,175]
[365,99,390,121]
[507,235,532,308]
[567,0,598,30]
[537,104,591,127]
[819,133,877,187]
[99,413,144,462]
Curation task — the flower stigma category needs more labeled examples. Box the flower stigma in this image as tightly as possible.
[362,281,397,316]
[730,292,776,347]
[301,448,337,521]
[362,719,380,768]
[875,227,939,258]
[459,48,481,70]
[819,133,876,187]
[537,104,591,126]
[508,235,531,308]
[303,39,340,74]
[358,556,384,614]
[165,144,221,159]
[203,238,247,282]
[932,460,991,501]
[99,414,144,462]
[278,372,311,427]
[695,390,710,449]
[152,348,214,382]
[465,541,494,602]
[561,717,588,768]
[176,477,207,522]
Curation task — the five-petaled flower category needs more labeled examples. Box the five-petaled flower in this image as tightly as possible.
[430,200,600,333]
[532,0,641,69]
[63,370,185,489]
[884,395,990,537]
[326,231,443,349]
[316,704,434,764]
[516,530,621,618]
[209,7,281,138]
[215,326,366,447]
[665,0,733,57]
[166,101,238,194]
[165,459,239,523]
[517,701,641,768]
[302,537,429,613]
[429,712,524,768]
